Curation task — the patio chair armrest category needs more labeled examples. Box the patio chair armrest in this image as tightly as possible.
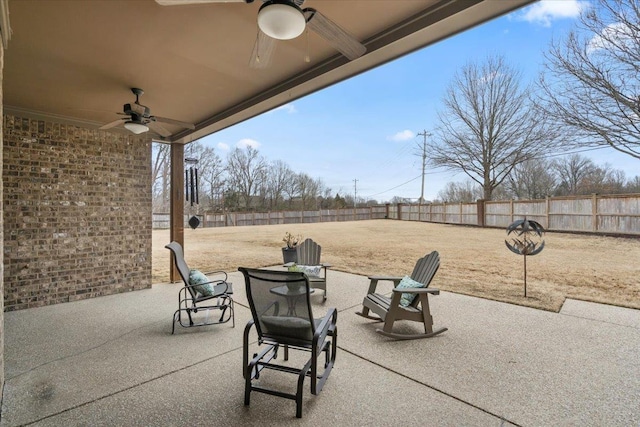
[321,263,332,269]
[212,281,233,296]
[313,307,337,350]
[183,280,229,297]
[202,270,228,281]
[365,276,403,294]
[243,319,256,379]
[367,275,403,282]
[391,287,440,295]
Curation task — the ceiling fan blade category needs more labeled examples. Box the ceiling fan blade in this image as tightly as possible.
[148,121,173,138]
[249,28,276,69]
[155,0,247,6]
[152,116,195,129]
[99,118,125,130]
[303,8,366,61]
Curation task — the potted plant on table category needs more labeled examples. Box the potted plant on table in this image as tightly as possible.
[282,232,302,264]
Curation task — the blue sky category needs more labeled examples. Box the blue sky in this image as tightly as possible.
[200,0,638,202]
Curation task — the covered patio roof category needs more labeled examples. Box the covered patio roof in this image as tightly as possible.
[3,0,533,144]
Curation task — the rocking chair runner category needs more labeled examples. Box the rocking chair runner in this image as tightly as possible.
[357,251,447,340]
[239,267,337,418]
[165,241,234,334]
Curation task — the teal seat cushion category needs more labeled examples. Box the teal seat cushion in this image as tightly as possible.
[396,275,426,307]
[287,264,322,278]
[188,269,214,297]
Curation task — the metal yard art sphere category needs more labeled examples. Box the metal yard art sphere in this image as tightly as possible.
[505,217,545,297]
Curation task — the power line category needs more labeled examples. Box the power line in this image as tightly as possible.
[361,144,623,201]
[365,175,422,197]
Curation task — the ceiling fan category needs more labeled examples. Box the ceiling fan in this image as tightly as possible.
[99,88,195,137]
[155,0,367,68]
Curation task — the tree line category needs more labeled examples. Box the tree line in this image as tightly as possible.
[152,143,360,213]
[153,0,639,211]
[438,154,640,203]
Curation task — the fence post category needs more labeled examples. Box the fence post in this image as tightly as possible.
[510,199,514,223]
[546,196,550,229]
[443,202,447,223]
[397,203,403,220]
[592,193,598,232]
[476,199,485,227]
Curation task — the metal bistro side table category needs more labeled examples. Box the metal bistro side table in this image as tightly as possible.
[269,285,315,316]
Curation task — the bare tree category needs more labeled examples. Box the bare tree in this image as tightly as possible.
[295,173,321,209]
[436,180,482,203]
[225,146,267,210]
[581,163,627,194]
[626,175,640,192]
[197,146,225,211]
[552,154,596,195]
[151,142,171,212]
[507,158,558,199]
[264,160,294,210]
[536,0,640,160]
[431,55,560,200]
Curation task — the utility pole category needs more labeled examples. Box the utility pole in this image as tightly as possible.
[416,130,430,204]
[353,179,358,208]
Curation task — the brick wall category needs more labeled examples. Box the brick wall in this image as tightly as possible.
[2,115,152,311]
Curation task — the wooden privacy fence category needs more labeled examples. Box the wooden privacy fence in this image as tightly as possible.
[153,193,640,236]
[390,193,640,235]
[152,207,388,229]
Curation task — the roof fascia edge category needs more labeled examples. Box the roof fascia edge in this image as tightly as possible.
[172,0,535,144]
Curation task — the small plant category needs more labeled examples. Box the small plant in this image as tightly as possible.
[282,232,303,249]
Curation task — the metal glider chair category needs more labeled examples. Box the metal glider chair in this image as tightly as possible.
[239,267,337,418]
[357,251,447,340]
[165,241,234,334]
[285,238,331,301]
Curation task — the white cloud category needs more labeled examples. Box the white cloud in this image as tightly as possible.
[270,103,297,114]
[588,22,635,53]
[217,142,230,151]
[388,130,415,142]
[237,138,261,149]
[517,0,585,27]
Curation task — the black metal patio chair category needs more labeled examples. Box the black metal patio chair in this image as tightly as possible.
[239,267,337,418]
[166,241,234,334]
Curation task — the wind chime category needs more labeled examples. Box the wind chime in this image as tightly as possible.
[185,156,200,229]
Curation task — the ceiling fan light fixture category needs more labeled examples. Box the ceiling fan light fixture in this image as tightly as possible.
[124,121,149,135]
[258,0,306,40]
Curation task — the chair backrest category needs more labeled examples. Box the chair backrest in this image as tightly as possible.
[410,251,440,287]
[296,238,321,265]
[239,267,316,346]
[165,241,195,297]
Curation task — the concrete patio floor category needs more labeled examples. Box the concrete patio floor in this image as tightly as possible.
[2,269,639,426]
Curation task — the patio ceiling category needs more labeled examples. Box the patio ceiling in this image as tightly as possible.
[2,0,534,144]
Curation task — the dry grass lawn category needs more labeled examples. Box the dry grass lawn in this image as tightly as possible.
[152,220,640,312]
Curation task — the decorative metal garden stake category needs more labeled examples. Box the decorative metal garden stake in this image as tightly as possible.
[185,157,199,207]
[505,217,545,297]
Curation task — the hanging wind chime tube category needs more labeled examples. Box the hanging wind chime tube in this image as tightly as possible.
[184,157,199,207]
